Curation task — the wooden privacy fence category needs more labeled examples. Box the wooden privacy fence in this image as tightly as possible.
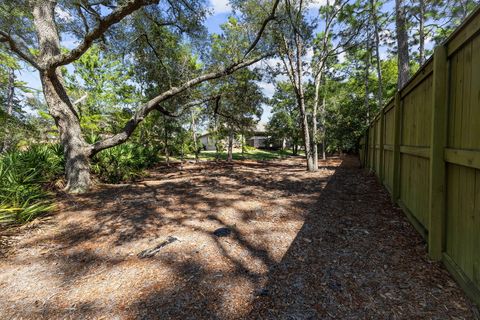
[359,6,480,306]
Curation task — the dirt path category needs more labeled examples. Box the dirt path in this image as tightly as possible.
[0,156,477,319]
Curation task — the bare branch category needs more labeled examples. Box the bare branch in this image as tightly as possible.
[49,0,159,68]
[0,31,40,69]
[76,5,91,34]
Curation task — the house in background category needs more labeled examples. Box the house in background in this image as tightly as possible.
[198,132,241,151]
[246,123,269,149]
[198,133,217,151]
[199,123,271,151]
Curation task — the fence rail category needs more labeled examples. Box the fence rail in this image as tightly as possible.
[360,5,480,307]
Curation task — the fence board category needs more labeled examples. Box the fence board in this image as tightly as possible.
[446,164,478,284]
[360,5,480,306]
[400,154,430,230]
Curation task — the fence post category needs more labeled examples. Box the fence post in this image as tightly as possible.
[365,130,369,168]
[379,109,385,182]
[372,120,376,172]
[392,91,402,202]
[428,45,448,261]
[368,127,374,172]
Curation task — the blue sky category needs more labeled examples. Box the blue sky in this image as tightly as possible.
[21,1,233,89]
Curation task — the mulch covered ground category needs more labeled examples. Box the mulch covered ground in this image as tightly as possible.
[0,156,478,319]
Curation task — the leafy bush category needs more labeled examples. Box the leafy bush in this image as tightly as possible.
[0,144,64,225]
[91,143,160,183]
[0,141,162,224]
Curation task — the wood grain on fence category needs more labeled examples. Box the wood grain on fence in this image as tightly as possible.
[360,5,480,306]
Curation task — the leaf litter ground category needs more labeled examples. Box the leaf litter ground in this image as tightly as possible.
[0,156,478,319]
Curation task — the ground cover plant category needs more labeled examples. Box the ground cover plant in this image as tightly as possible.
[0,145,63,224]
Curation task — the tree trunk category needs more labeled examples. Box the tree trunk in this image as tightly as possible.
[41,72,92,193]
[371,0,384,108]
[32,1,92,192]
[191,110,198,163]
[322,138,326,161]
[295,33,315,171]
[418,0,425,65]
[395,0,410,89]
[227,130,233,162]
[299,95,314,171]
[163,116,170,166]
[312,74,321,170]
[241,132,245,157]
[6,68,14,116]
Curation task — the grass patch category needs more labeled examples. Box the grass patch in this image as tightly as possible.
[197,149,295,161]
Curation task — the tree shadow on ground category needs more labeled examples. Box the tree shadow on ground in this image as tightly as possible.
[247,156,478,319]
[3,157,477,319]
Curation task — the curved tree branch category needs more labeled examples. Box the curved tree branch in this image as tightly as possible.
[90,0,280,155]
[156,94,221,118]
[0,31,40,69]
[48,0,159,68]
[92,54,270,155]
[243,0,281,58]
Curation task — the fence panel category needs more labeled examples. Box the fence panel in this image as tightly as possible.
[443,28,480,297]
[362,6,480,306]
[375,119,381,174]
[383,101,395,192]
[398,68,433,233]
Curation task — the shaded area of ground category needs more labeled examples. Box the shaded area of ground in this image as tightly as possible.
[0,156,477,319]
[249,157,479,319]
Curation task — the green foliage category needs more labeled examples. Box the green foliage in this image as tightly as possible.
[0,144,63,225]
[91,144,160,183]
[267,81,303,151]
[64,45,138,137]
[206,17,265,149]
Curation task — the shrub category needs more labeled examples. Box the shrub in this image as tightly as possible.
[91,143,160,183]
[0,144,64,225]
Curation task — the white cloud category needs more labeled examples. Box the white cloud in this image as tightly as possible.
[210,0,232,14]
[424,35,435,51]
[258,81,275,98]
[55,6,73,22]
[24,92,35,99]
[310,0,329,8]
